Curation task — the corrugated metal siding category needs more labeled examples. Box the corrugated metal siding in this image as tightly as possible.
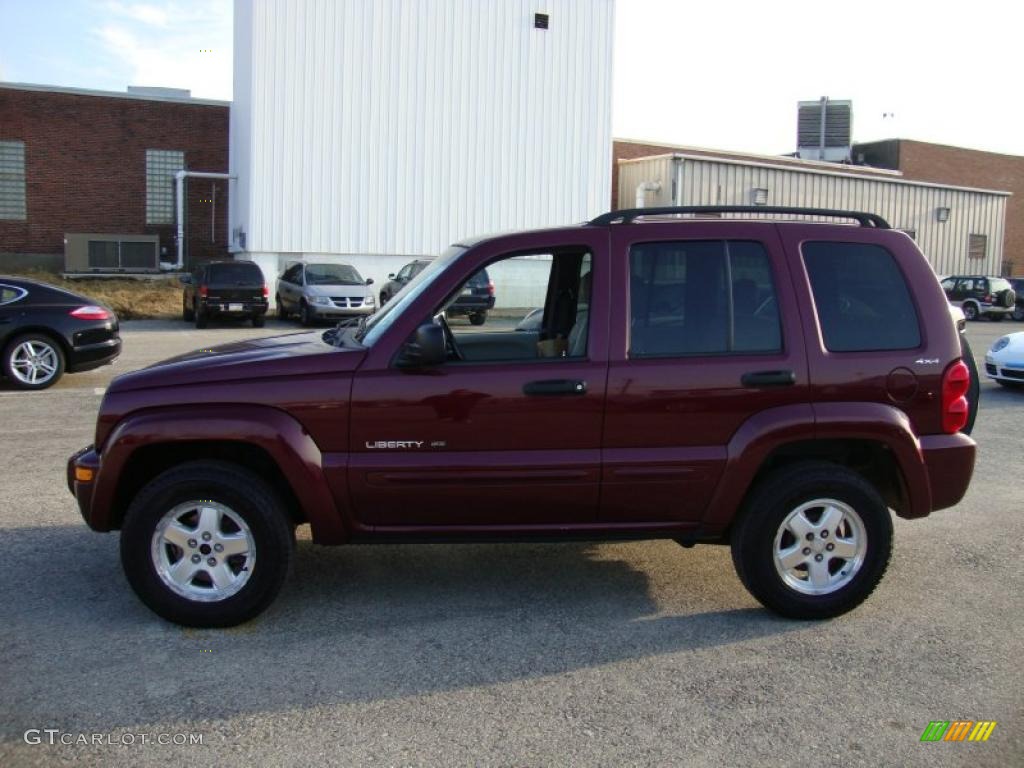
[231,0,614,258]
[618,155,1008,276]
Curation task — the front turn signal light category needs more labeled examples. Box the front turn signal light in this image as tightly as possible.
[75,466,94,482]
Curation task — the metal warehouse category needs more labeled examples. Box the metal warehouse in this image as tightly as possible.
[230,0,615,298]
[617,151,1009,277]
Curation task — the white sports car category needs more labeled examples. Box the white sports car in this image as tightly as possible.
[985,332,1024,389]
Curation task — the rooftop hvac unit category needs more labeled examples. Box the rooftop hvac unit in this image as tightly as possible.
[797,98,853,162]
[64,233,161,274]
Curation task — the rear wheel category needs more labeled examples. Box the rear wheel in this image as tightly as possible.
[3,333,65,390]
[989,313,1005,322]
[731,462,892,620]
[182,298,194,322]
[1013,305,1024,321]
[469,311,487,326]
[997,379,1023,389]
[120,461,294,627]
[194,307,208,329]
[252,314,266,328]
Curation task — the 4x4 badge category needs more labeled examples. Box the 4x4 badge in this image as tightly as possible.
[914,358,939,365]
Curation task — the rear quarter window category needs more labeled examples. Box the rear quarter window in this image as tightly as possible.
[0,284,28,305]
[803,242,920,352]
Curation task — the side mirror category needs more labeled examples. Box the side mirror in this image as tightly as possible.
[180,274,193,284]
[387,273,396,280]
[365,277,374,285]
[397,322,446,368]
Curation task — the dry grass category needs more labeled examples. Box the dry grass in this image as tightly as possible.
[4,268,183,320]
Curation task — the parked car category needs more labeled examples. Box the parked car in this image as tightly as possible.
[182,260,269,328]
[984,332,1024,388]
[381,259,495,325]
[69,206,976,627]
[1008,278,1024,321]
[940,275,1016,321]
[276,262,376,326]
[0,277,120,390]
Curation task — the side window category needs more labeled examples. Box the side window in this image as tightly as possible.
[958,278,976,292]
[397,264,413,281]
[940,278,955,292]
[803,242,921,352]
[283,265,301,283]
[435,250,592,362]
[629,240,781,358]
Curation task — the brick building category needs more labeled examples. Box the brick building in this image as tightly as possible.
[854,139,1024,275]
[0,83,229,271]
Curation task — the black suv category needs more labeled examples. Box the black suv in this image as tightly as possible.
[182,260,269,329]
[381,259,495,325]
[940,275,1016,321]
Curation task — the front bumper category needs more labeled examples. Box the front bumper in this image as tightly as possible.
[984,355,1024,383]
[309,303,375,318]
[67,445,102,529]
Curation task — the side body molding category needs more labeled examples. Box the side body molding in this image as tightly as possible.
[91,405,348,543]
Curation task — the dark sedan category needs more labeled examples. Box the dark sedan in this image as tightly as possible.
[0,277,121,390]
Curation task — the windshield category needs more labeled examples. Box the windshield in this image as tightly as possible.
[358,245,465,346]
[305,263,364,285]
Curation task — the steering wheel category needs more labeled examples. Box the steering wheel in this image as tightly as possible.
[437,313,465,361]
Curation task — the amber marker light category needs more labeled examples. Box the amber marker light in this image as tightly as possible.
[75,467,94,482]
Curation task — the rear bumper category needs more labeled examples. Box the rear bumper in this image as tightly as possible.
[201,300,268,316]
[919,432,976,513]
[67,338,121,372]
[449,296,495,314]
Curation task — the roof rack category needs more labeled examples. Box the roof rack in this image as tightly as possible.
[588,206,891,229]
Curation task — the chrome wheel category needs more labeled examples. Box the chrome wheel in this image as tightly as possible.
[9,340,59,386]
[150,501,256,602]
[773,498,867,596]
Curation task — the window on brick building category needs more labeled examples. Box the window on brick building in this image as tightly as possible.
[0,141,27,221]
[967,234,987,260]
[145,149,184,225]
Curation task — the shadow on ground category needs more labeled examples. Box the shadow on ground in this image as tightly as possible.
[0,525,796,737]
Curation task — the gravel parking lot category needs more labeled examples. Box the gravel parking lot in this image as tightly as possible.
[0,318,1020,767]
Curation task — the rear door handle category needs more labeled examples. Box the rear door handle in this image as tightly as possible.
[741,370,796,388]
[523,379,587,396]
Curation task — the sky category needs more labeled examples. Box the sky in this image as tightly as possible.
[0,0,1020,157]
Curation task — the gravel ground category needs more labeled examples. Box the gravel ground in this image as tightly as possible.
[0,318,1020,767]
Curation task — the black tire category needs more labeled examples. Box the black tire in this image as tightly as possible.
[469,311,487,326]
[730,462,893,620]
[252,314,266,328]
[300,301,313,327]
[182,298,195,322]
[989,313,1005,322]
[120,461,294,627]
[997,379,1023,390]
[1013,304,1024,322]
[276,296,289,320]
[379,291,389,306]
[2,332,66,390]
[962,302,979,321]
[959,334,980,435]
[194,307,208,329]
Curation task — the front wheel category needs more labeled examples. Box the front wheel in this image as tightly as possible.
[182,298,194,322]
[989,313,1005,322]
[997,379,1023,390]
[1013,305,1024,322]
[731,462,892,620]
[276,296,289,320]
[299,302,313,327]
[120,461,294,627]
[962,303,979,321]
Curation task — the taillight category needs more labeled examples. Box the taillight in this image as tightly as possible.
[487,280,495,296]
[199,285,208,298]
[69,305,111,321]
[941,359,971,434]
[262,284,269,297]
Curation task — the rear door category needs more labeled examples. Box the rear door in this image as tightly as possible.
[207,262,263,304]
[600,223,809,524]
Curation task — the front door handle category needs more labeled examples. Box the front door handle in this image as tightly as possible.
[523,379,587,396]
[741,370,796,388]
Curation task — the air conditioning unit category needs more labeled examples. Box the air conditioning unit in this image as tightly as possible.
[797,98,853,163]
[64,233,161,273]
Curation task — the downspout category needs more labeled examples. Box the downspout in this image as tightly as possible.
[172,170,237,270]
[635,180,662,208]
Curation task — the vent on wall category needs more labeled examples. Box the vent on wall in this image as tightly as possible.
[534,13,549,29]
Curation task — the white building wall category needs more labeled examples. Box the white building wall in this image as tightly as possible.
[231,0,614,294]
[618,154,1009,277]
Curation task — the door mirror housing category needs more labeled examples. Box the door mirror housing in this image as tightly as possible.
[179,274,192,284]
[397,322,446,368]
[387,273,396,280]
[365,277,374,285]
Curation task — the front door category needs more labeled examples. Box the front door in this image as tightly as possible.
[347,232,609,528]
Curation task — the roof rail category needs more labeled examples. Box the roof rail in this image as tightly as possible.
[588,206,891,229]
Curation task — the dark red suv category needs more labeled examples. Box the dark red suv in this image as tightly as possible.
[68,207,976,627]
